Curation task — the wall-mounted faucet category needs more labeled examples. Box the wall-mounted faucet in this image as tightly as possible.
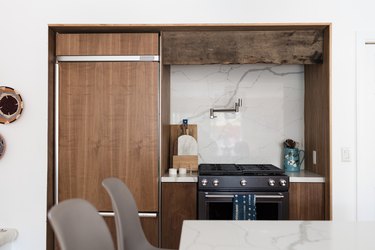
[210,98,242,119]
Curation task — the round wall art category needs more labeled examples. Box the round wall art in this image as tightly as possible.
[0,86,24,124]
[0,134,5,159]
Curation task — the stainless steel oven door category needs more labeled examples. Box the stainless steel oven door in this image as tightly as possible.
[198,191,289,220]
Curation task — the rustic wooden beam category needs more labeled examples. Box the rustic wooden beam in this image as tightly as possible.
[162,30,323,65]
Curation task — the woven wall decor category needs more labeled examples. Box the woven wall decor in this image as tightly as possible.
[0,86,24,124]
[0,134,5,159]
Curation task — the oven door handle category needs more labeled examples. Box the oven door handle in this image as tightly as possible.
[204,194,284,199]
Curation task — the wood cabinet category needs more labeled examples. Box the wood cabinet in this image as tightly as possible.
[104,216,159,248]
[58,61,159,211]
[161,183,197,249]
[48,24,332,250]
[52,33,160,249]
[289,182,325,220]
[56,33,159,56]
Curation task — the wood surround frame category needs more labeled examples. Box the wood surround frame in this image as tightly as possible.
[47,23,331,249]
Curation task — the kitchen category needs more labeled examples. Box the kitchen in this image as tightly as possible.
[44,24,330,249]
[1,0,371,249]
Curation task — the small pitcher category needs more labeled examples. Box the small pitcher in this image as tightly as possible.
[284,147,305,172]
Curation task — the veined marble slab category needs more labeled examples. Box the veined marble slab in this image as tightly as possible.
[171,64,304,168]
[179,220,375,250]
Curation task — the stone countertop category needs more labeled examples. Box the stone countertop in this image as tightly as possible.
[0,229,18,247]
[179,220,375,250]
[286,170,325,183]
[161,172,198,183]
[161,170,324,183]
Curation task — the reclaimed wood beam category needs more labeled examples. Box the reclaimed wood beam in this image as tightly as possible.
[162,30,323,65]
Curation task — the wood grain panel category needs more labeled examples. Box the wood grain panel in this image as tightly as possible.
[47,28,56,250]
[162,30,323,65]
[140,216,159,247]
[58,62,158,211]
[50,23,328,33]
[162,183,197,249]
[160,65,171,176]
[289,183,325,220]
[56,33,159,56]
[304,26,331,219]
[104,216,159,249]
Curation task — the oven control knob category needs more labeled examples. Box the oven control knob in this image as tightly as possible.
[213,179,220,187]
[240,179,247,186]
[268,179,276,186]
[201,179,208,186]
[279,179,287,187]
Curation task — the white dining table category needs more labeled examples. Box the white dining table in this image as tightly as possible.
[179,220,375,250]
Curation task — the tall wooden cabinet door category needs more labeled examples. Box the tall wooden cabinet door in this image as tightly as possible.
[58,61,158,212]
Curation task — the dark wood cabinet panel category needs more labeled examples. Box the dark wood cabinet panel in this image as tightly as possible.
[58,61,159,211]
[104,216,159,248]
[162,183,197,249]
[289,182,325,220]
[56,33,159,56]
[162,30,323,65]
[304,26,331,219]
[140,216,159,247]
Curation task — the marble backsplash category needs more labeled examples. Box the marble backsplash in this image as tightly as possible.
[170,64,304,169]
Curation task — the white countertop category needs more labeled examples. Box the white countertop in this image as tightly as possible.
[161,170,324,183]
[286,170,325,183]
[0,229,18,247]
[179,220,375,250]
[161,172,198,183]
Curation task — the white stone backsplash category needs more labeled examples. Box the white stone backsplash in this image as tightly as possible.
[171,64,304,169]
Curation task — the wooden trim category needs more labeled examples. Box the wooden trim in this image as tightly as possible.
[47,28,56,250]
[160,65,171,176]
[326,25,332,220]
[160,32,171,177]
[49,23,330,33]
[304,24,331,220]
[56,33,159,56]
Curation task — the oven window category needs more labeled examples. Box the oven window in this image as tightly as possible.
[256,203,279,220]
[208,202,233,220]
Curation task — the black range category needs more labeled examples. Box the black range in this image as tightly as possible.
[198,163,289,220]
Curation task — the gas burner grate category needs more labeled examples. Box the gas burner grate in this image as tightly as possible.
[199,163,284,176]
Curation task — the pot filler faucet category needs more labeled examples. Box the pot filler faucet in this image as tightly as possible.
[210,98,242,119]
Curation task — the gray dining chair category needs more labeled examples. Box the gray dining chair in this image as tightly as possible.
[48,198,115,250]
[102,177,171,250]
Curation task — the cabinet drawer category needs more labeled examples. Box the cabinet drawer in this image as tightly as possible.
[56,33,159,56]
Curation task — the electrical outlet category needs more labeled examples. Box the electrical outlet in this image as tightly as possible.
[341,147,351,162]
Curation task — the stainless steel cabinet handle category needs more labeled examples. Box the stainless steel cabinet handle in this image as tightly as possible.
[56,55,160,62]
[205,194,284,199]
[99,212,158,218]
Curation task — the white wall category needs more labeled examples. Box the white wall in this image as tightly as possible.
[1,0,374,249]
